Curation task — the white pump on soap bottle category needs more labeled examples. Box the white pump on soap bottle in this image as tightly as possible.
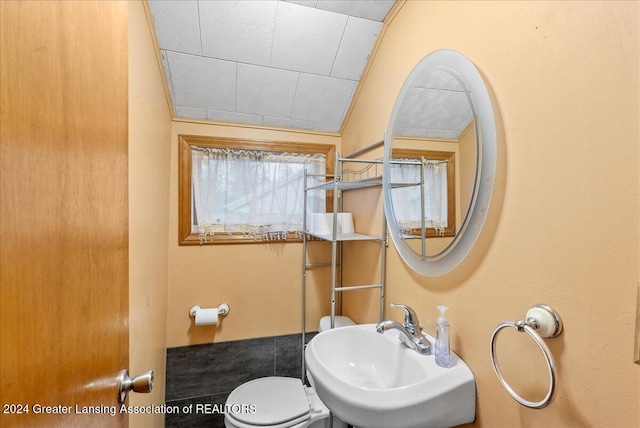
[435,305,450,368]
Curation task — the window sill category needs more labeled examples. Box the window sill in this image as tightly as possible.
[179,232,305,246]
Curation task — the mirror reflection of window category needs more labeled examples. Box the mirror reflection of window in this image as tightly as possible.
[389,149,456,239]
[390,159,448,236]
[383,50,498,276]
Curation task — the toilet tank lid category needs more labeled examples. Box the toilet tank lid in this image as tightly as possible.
[319,315,355,332]
[226,377,310,426]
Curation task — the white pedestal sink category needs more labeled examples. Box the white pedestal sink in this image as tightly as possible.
[305,324,476,428]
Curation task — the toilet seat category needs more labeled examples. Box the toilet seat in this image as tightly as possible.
[225,377,312,428]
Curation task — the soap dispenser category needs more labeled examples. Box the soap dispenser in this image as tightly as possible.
[435,305,450,368]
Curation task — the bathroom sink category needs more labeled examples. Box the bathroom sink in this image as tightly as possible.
[305,324,476,428]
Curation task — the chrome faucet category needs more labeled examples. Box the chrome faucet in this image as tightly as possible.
[376,303,433,355]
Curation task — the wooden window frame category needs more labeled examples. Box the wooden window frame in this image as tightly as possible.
[391,148,456,238]
[178,135,335,245]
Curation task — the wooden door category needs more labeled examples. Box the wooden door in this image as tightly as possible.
[0,1,129,426]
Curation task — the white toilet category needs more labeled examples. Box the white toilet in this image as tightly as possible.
[224,316,355,428]
[317,315,356,332]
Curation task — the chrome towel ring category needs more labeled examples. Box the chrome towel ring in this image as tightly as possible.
[490,304,563,409]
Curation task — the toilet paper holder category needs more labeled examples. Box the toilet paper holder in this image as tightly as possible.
[189,303,230,318]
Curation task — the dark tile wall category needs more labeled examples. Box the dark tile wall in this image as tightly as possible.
[165,332,317,428]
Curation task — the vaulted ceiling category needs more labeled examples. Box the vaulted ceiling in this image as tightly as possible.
[148,0,397,133]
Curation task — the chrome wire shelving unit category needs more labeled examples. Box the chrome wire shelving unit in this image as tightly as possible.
[300,141,388,380]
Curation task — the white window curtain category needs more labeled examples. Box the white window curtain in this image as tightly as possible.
[192,147,326,242]
[389,159,448,236]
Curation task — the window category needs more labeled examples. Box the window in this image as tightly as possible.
[178,135,335,245]
[390,149,456,238]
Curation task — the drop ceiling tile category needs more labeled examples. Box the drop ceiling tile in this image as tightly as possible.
[414,69,465,91]
[262,116,315,129]
[166,51,236,111]
[434,90,473,130]
[199,0,277,66]
[313,121,341,132]
[236,63,300,117]
[207,109,264,126]
[396,87,472,136]
[331,16,382,80]
[396,127,462,140]
[149,0,399,132]
[270,1,347,75]
[291,74,356,124]
[315,0,396,21]
[175,106,207,120]
[147,0,202,55]
[159,50,176,104]
[284,1,319,8]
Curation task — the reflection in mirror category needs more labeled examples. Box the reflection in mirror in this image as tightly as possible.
[390,64,478,260]
[389,149,456,258]
[383,50,497,276]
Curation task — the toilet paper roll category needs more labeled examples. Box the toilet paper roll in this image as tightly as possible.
[310,213,355,234]
[310,213,334,234]
[195,308,219,326]
[337,213,354,234]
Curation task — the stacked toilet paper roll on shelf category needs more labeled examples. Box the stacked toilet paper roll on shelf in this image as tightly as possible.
[307,213,357,331]
[309,213,355,235]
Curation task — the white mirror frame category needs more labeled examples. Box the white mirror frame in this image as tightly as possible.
[383,49,497,276]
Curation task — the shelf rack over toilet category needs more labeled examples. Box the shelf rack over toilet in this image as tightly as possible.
[301,140,388,380]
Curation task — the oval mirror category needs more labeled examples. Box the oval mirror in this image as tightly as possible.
[383,50,497,276]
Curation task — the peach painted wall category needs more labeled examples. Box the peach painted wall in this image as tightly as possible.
[129,1,171,426]
[166,121,340,347]
[342,1,639,427]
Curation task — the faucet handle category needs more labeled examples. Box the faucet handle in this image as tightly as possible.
[390,303,420,333]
